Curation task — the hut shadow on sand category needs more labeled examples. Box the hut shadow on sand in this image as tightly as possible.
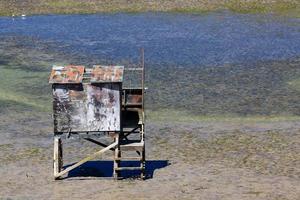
[63,160,170,180]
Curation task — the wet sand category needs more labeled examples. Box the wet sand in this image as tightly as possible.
[0,112,299,199]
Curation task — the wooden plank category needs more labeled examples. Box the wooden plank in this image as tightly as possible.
[113,135,120,179]
[120,141,144,151]
[115,157,142,161]
[125,68,143,71]
[138,110,143,125]
[55,141,118,178]
[53,137,62,178]
[84,138,115,151]
[115,167,143,171]
[86,83,121,131]
[141,144,145,179]
[53,83,121,132]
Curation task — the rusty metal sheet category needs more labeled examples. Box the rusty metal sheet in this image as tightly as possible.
[52,83,121,133]
[91,65,124,83]
[126,94,142,105]
[123,88,143,105]
[49,65,85,84]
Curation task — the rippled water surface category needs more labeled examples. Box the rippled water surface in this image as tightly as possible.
[0,12,299,66]
[0,12,300,116]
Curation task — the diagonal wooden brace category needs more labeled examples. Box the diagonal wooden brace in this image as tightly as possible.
[54,141,118,178]
[84,138,115,151]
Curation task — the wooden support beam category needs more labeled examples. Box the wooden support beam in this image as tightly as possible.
[120,141,144,151]
[122,127,139,138]
[115,156,142,161]
[113,135,120,179]
[141,145,146,179]
[54,141,118,179]
[84,138,115,151]
[125,68,143,71]
[115,167,143,171]
[53,136,63,179]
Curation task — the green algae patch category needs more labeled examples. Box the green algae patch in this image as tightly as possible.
[287,78,300,92]
[0,145,47,165]
[0,67,51,112]
[153,128,300,178]
[147,109,300,123]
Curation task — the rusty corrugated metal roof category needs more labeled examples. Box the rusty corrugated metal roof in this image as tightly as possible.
[49,65,85,84]
[91,65,124,83]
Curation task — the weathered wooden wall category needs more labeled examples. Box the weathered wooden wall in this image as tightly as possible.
[52,83,121,133]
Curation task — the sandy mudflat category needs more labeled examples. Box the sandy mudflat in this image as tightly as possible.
[0,11,299,199]
[0,112,299,200]
[0,0,299,16]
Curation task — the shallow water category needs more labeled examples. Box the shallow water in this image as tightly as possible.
[1,12,300,200]
[0,11,299,67]
[0,12,300,116]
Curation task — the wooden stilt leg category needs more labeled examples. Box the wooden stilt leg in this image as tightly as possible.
[140,124,145,179]
[54,136,63,179]
[55,141,118,179]
[113,134,120,179]
[141,146,146,179]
